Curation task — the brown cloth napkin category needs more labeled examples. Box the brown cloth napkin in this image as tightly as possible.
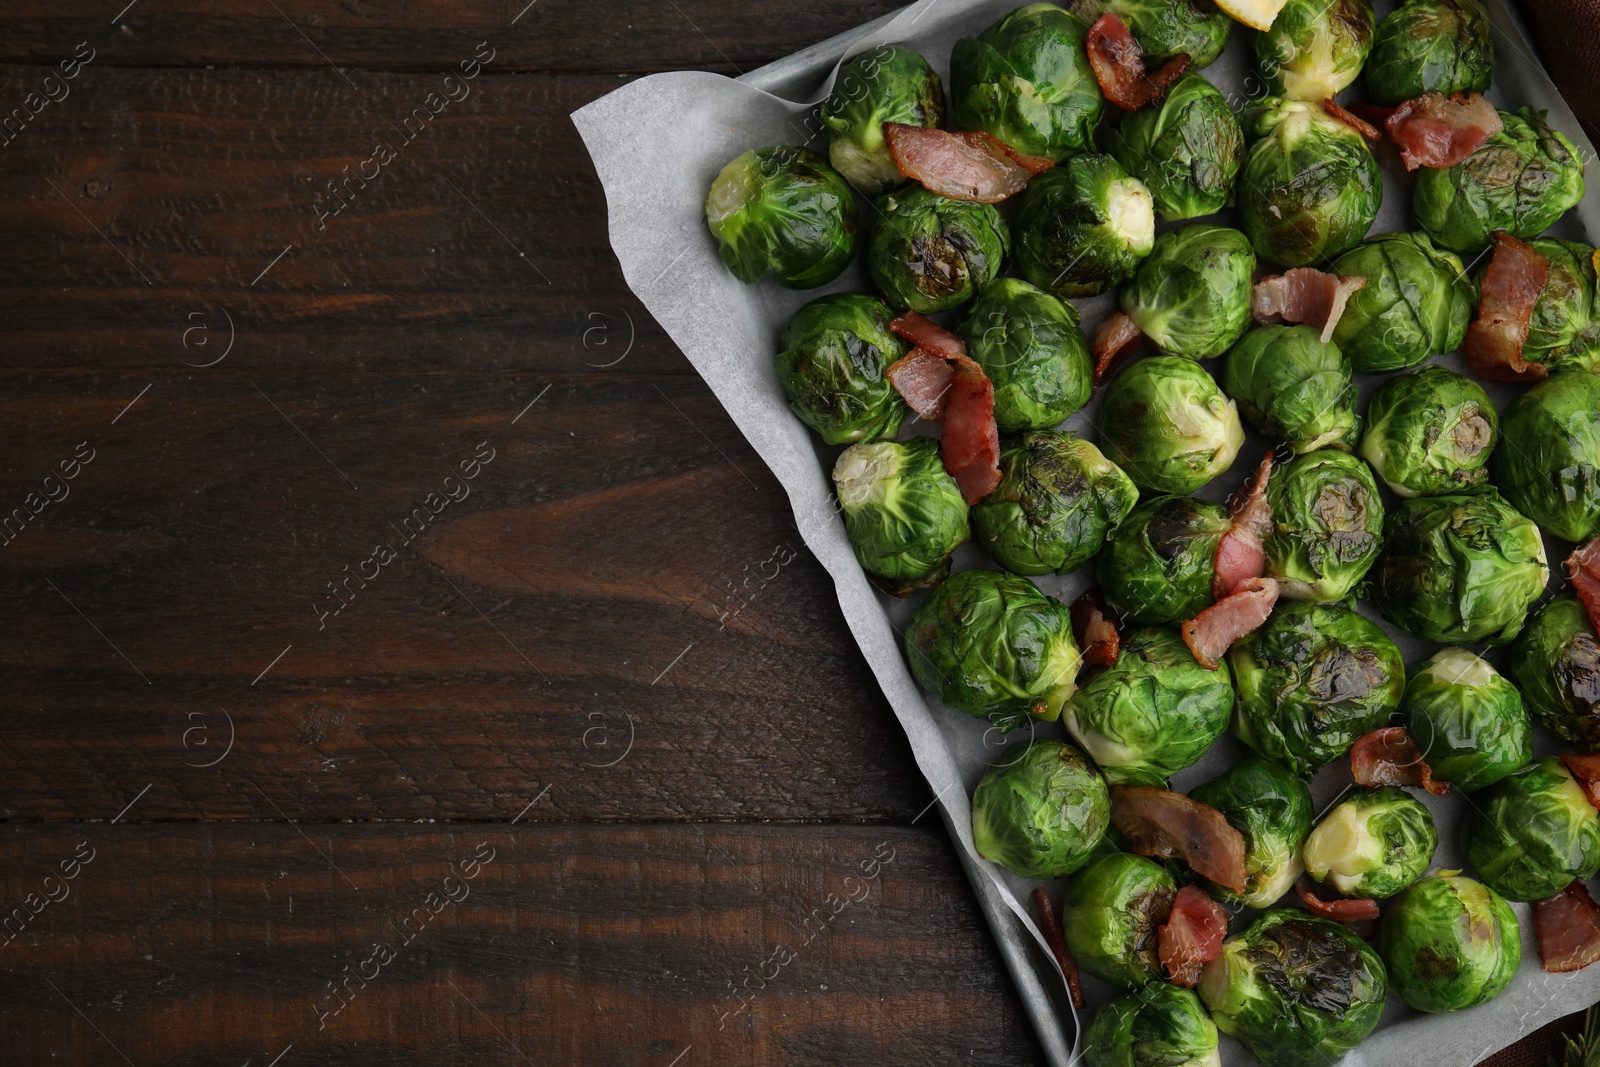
[1522,0,1600,143]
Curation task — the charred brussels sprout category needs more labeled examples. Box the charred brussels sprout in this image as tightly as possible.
[776,293,909,445]
[1303,787,1438,899]
[1460,756,1600,901]
[1379,873,1520,1013]
[1414,107,1587,253]
[705,146,856,288]
[1101,0,1233,68]
[1014,155,1155,298]
[1190,758,1314,908]
[973,431,1139,575]
[1264,449,1384,603]
[1198,909,1388,1067]
[834,439,970,589]
[819,46,944,196]
[1358,366,1497,498]
[1099,357,1244,494]
[1099,495,1232,625]
[1525,238,1600,373]
[1495,372,1600,544]
[1061,852,1176,987]
[971,739,1109,877]
[1083,983,1221,1067]
[1373,490,1549,644]
[1103,72,1244,221]
[1121,224,1257,359]
[1254,0,1375,102]
[1505,596,1600,750]
[868,187,1009,314]
[958,278,1093,432]
[1365,0,1493,106]
[1238,98,1382,268]
[1328,232,1475,373]
[1401,648,1532,793]
[1229,601,1406,778]
[1221,324,1359,454]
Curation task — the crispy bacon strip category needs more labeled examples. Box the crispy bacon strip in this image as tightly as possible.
[1561,753,1600,809]
[1159,885,1228,988]
[1566,537,1600,637]
[885,348,954,421]
[1465,231,1552,383]
[1182,577,1278,672]
[1091,311,1143,385]
[1535,882,1600,973]
[1071,588,1120,667]
[1351,727,1450,796]
[1323,98,1383,141]
[942,357,1001,503]
[883,123,1038,203]
[1031,887,1086,1009]
[1109,785,1248,893]
[1086,14,1189,111]
[1251,268,1368,344]
[889,310,965,361]
[1296,873,1381,922]
[1384,91,1502,171]
[1213,453,1274,600]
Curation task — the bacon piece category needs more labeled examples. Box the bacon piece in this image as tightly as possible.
[1091,311,1143,385]
[1296,874,1381,922]
[1031,887,1086,1009]
[1384,91,1502,171]
[889,311,965,361]
[1182,577,1278,672]
[1566,537,1600,638]
[1347,102,1397,129]
[1109,785,1248,893]
[942,356,1001,503]
[1535,882,1600,973]
[1251,268,1368,344]
[885,348,954,421]
[1071,588,1120,667]
[1086,14,1189,112]
[882,123,1037,203]
[1159,885,1228,988]
[1351,727,1450,796]
[997,143,1056,175]
[1323,98,1382,141]
[1466,231,1552,383]
[1213,453,1274,600]
[1561,753,1600,809]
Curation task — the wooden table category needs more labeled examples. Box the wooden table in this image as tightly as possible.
[0,3,1584,1063]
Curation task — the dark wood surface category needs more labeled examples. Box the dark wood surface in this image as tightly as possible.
[0,2,1585,1064]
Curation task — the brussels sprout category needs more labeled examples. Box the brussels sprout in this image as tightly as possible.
[1103,72,1244,221]
[971,739,1109,877]
[1358,366,1497,498]
[1401,648,1532,793]
[1414,107,1587,254]
[1221,325,1359,454]
[1264,449,1384,603]
[957,279,1092,433]
[1121,224,1257,360]
[868,186,1009,314]
[1190,758,1314,908]
[1100,0,1233,68]
[1061,852,1176,987]
[1099,357,1243,494]
[819,46,945,196]
[1238,98,1382,268]
[1505,596,1600,750]
[1525,238,1600,373]
[1379,873,1520,1013]
[949,3,1105,161]
[834,439,968,589]
[1373,490,1549,644]
[1461,755,1600,901]
[1496,372,1600,544]
[705,146,857,288]
[1230,601,1406,778]
[775,293,910,445]
[1099,495,1232,625]
[1083,983,1221,1067]
[1303,787,1438,899]
[1364,0,1493,107]
[905,568,1082,730]
[973,431,1139,575]
[1013,155,1155,298]
[1254,0,1375,102]
[1198,909,1388,1067]
[1328,232,1476,373]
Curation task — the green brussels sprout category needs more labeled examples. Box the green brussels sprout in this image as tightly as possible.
[971,739,1109,877]
[972,431,1139,575]
[705,146,857,288]
[1190,758,1314,908]
[1373,490,1550,644]
[868,186,1009,314]
[1083,983,1221,1067]
[1414,107,1587,254]
[1264,449,1384,603]
[834,438,969,590]
[1358,366,1497,498]
[1099,357,1244,494]
[1303,786,1438,899]
[1524,238,1600,373]
[1221,324,1359,454]
[1230,601,1406,778]
[1061,852,1176,987]
[958,278,1093,432]
[1238,98,1382,268]
[1198,909,1388,1067]
[1254,0,1375,102]
[1364,0,1493,106]
[1099,495,1232,625]
[1496,372,1600,544]
[1100,0,1233,68]
[1062,627,1233,784]
[1379,873,1521,1013]
[1013,155,1155,298]
[905,568,1082,730]
[1461,755,1600,901]
[1505,596,1600,750]
[775,293,910,445]
[1401,648,1532,793]
[1103,72,1244,221]
[1121,223,1257,360]
[1328,232,1476,373]
[949,3,1105,161]
[819,46,945,196]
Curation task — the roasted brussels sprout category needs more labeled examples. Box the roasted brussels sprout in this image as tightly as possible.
[1264,449,1384,603]
[1358,366,1497,498]
[1505,596,1600,750]
[1221,325,1359,454]
[1364,0,1493,106]
[971,739,1109,877]
[1414,107,1587,254]
[868,186,1009,314]
[819,45,945,196]
[950,3,1105,161]
[1229,601,1406,778]
[1495,371,1600,544]
[1373,490,1549,644]
[1254,0,1375,102]
[1328,231,1476,373]
[1013,155,1155,298]
[905,568,1081,730]
[1098,495,1232,625]
[834,438,969,588]
[1304,787,1438,899]
[1199,909,1388,1067]
[1101,0,1233,68]
[1061,852,1176,987]
[958,278,1093,433]
[1190,757,1314,908]
[776,293,910,445]
[1099,357,1243,494]
[1121,223,1257,360]
[973,431,1139,575]
[1460,755,1600,901]
[1525,238,1600,373]
[1103,72,1244,221]
[1238,98,1382,268]
[1379,873,1520,1013]
[1083,983,1221,1067]
[1401,648,1532,793]
[705,145,856,288]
